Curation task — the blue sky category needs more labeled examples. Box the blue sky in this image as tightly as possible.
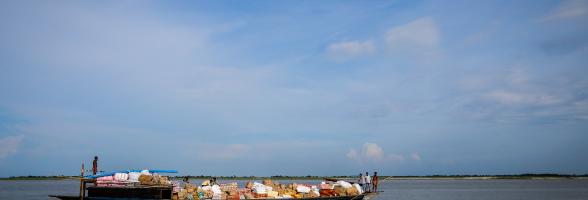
[1,0,587,177]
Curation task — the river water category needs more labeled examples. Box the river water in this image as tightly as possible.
[1,179,587,199]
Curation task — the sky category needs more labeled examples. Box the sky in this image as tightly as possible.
[0,0,587,177]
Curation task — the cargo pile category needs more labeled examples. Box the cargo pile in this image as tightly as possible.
[172,179,363,200]
[95,170,171,187]
[174,181,240,200]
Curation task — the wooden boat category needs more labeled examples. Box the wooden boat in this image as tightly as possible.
[50,192,379,200]
[49,158,380,200]
[49,179,380,200]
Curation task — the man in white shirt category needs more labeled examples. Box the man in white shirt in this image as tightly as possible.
[364,172,371,192]
[358,173,365,191]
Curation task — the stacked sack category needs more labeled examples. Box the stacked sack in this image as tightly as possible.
[95,173,133,187]
[317,180,362,197]
[295,184,320,198]
[221,183,239,200]
[211,185,224,199]
[172,179,364,199]
[137,171,171,186]
[173,182,200,200]
[95,170,171,187]
[251,182,267,198]
[128,172,141,183]
[240,180,359,199]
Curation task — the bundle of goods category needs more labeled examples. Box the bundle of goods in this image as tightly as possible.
[236,180,363,199]
[95,175,124,187]
[220,183,239,200]
[137,174,171,186]
[174,181,242,200]
[251,182,268,198]
[95,173,136,187]
[174,179,364,200]
[128,172,141,183]
[211,185,225,199]
[95,170,171,187]
[220,183,238,193]
[173,183,198,200]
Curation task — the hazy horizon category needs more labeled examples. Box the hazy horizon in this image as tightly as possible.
[1,0,587,177]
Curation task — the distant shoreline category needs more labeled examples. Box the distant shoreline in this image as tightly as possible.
[2,174,587,181]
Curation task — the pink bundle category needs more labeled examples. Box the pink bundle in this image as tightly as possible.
[96,176,122,187]
[97,176,114,182]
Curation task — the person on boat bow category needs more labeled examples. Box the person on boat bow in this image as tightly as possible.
[92,156,98,175]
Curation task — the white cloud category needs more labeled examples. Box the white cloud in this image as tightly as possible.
[346,148,359,160]
[484,90,562,106]
[326,40,375,60]
[386,17,439,51]
[0,135,24,159]
[410,152,421,161]
[363,142,384,161]
[347,142,416,163]
[543,0,588,21]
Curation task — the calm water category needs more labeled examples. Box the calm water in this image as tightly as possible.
[1,179,587,199]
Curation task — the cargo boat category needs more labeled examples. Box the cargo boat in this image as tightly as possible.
[50,192,379,200]
[49,157,380,200]
[49,179,380,200]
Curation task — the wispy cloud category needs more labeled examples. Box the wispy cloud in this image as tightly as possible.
[542,0,588,22]
[456,66,587,122]
[483,90,562,106]
[410,152,421,161]
[385,17,440,55]
[326,40,375,61]
[0,135,23,159]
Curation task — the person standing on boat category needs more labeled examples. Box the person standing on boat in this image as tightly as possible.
[372,171,379,192]
[364,172,371,192]
[92,156,98,175]
[358,173,365,191]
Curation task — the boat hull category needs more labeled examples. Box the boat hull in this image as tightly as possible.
[50,192,378,200]
[87,186,172,199]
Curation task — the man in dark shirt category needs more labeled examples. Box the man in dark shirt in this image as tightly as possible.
[372,171,379,192]
[92,156,98,175]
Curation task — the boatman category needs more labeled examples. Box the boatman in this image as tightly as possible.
[372,171,379,192]
[364,172,371,192]
[92,156,98,175]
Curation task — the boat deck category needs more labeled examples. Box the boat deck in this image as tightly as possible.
[50,192,379,200]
